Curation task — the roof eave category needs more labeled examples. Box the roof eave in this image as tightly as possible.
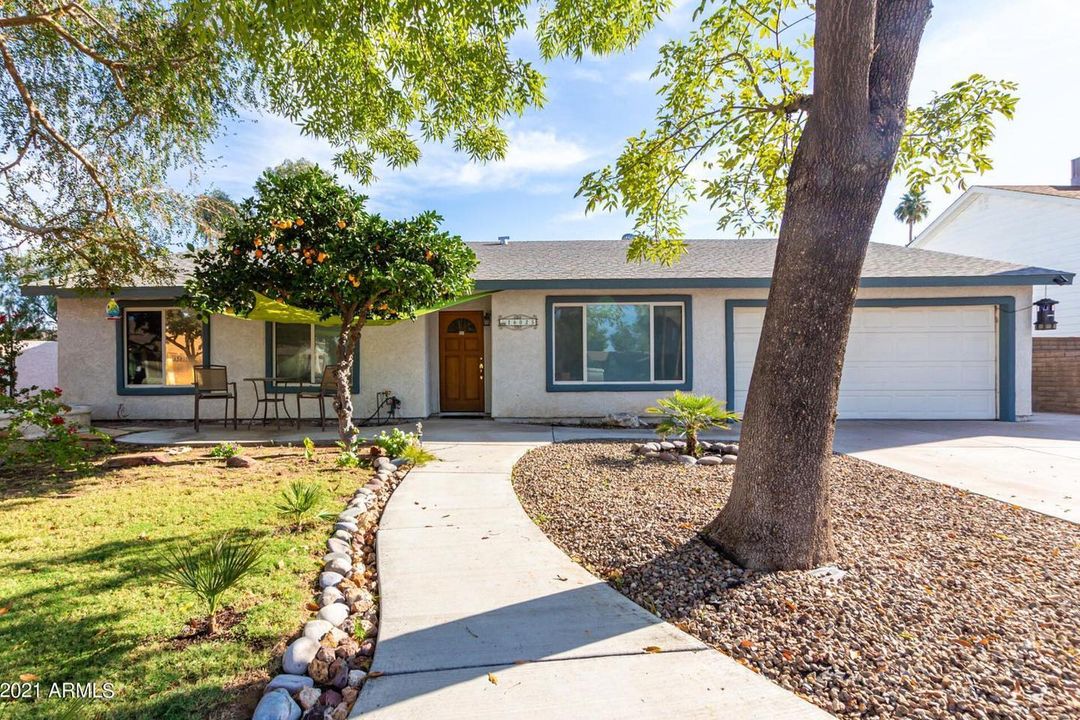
[475,272,1073,291]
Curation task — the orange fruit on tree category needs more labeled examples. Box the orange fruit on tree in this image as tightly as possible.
[255,249,264,259]
[295,217,304,226]
[317,252,328,263]
[305,258,313,265]
[336,220,346,229]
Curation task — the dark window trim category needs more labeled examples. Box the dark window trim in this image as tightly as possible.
[545,294,693,393]
[263,322,360,394]
[114,301,210,396]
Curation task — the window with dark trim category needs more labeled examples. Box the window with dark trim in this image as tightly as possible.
[548,296,691,391]
[123,307,204,387]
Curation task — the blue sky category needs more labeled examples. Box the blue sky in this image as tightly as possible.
[195,0,1080,248]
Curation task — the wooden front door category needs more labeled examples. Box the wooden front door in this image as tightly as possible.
[439,311,485,413]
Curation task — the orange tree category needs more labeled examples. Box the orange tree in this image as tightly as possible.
[183,163,477,441]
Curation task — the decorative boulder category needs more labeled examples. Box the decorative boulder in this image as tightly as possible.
[303,619,334,641]
[320,587,344,607]
[721,455,738,465]
[282,637,320,675]
[657,451,677,462]
[697,456,723,466]
[265,674,314,695]
[319,572,345,589]
[318,602,349,627]
[677,455,697,466]
[658,441,675,450]
[324,557,351,576]
[253,689,301,720]
[602,412,642,428]
[297,686,322,711]
[326,538,351,555]
[226,454,257,468]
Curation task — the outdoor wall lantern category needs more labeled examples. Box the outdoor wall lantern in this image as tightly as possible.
[1034,298,1058,331]
[483,312,492,326]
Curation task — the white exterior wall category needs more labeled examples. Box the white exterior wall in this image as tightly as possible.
[16,340,57,391]
[55,297,431,421]
[913,189,1080,336]
[487,285,1033,420]
[56,284,1033,422]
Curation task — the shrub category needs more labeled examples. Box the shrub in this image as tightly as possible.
[398,442,436,467]
[0,387,107,471]
[276,480,332,530]
[335,439,365,468]
[156,532,265,634]
[646,391,740,457]
[302,436,316,461]
[371,428,417,458]
[208,441,240,459]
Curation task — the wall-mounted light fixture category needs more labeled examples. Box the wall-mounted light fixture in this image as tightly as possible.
[1034,298,1058,331]
[483,312,492,326]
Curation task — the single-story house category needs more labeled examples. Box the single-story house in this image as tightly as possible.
[23,239,1074,424]
[910,171,1080,413]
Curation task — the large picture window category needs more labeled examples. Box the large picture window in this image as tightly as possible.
[272,323,342,384]
[123,308,204,386]
[549,298,689,389]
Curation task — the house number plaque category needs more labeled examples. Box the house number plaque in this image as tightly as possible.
[498,314,538,329]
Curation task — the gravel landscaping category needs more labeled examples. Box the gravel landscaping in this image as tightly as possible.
[512,442,1080,720]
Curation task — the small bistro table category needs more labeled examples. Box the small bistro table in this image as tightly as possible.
[243,376,302,429]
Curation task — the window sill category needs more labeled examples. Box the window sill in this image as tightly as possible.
[118,386,196,396]
[546,381,691,393]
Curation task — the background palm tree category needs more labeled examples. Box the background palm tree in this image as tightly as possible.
[894,191,931,244]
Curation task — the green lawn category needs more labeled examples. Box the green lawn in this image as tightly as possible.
[0,444,367,720]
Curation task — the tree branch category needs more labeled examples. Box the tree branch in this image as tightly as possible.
[0,35,116,221]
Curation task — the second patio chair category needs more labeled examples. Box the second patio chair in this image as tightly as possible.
[296,364,338,429]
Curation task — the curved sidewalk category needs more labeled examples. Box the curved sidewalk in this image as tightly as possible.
[351,422,830,719]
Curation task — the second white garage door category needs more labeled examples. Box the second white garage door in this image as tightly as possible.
[732,305,999,419]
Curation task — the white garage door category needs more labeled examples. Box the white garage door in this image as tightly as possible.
[732,305,999,419]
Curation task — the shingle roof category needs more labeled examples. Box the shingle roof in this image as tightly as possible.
[984,185,1080,200]
[24,238,1073,297]
[470,239,1071,287]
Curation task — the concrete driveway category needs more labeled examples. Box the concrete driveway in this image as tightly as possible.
[833,413,1080,522]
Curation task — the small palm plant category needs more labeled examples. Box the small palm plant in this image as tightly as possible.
[276,480,333,530]
[646,391,740,457]
[156,532,265,634]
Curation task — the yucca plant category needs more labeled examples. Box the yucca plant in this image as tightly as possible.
[646,391,741,457]
[156,532,265,634]
[276,479,333,530]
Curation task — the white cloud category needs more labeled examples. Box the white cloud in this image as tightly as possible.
[372,129,590,196]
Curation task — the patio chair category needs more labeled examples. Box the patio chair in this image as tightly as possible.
[193,365,238,432]
[296,364,338,429]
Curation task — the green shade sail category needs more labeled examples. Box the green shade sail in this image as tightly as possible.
[228,291,492,327]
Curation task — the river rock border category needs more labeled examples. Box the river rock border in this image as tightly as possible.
[254,454,409,720]
[631,439,739,467]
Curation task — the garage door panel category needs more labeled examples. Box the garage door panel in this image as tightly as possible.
[732,305,998,420]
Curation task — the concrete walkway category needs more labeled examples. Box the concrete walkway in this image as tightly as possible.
[351,422,829,719]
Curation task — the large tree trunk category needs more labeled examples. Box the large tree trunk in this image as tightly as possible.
[704,0,932,570]
[334,311,364,443]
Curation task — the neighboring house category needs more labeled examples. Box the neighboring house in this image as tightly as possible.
[15,339,58,392]
[911,169,1080,413]
[22,239,1072,424]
